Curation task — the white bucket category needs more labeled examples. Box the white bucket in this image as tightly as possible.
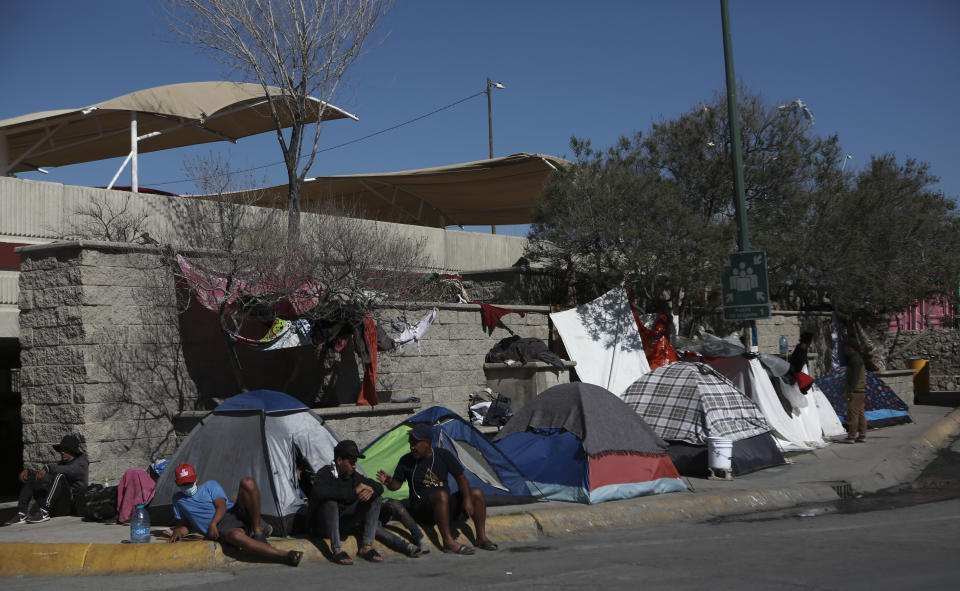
[707,437,733,472]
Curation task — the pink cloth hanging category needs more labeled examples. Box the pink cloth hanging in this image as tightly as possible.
[116,469,156,523]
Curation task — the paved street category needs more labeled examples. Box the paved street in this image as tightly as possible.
[7,494,959,591]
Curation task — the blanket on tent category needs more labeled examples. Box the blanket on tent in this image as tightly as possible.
[814,368,912,427]
[550,286,650,396]
[622,362,771,445]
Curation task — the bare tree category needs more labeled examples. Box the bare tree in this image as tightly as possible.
[171,154,431,397]
[165,0,390,242]
[62,193,152,243]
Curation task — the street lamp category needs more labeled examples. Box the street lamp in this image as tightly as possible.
[486,77,505,159]
[486,77,505,233]
[841,153,853,172]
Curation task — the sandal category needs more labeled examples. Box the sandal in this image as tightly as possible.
[443,544,475,555]
[332,550,353,565]
[285,550,303,567]
[358,547,383,562]
[855,437,866,443]
[475,539,498,551]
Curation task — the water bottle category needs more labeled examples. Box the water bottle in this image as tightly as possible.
[130,504,151,544]
[779,335,789,356]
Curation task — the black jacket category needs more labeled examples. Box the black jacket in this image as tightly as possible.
[48,453,89,496]
[308,465,383,508]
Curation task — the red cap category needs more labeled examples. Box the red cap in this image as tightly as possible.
[174,463,197,486]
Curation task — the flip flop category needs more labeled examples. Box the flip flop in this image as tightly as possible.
[358,547,383,562]
[444,544,475,555]
[475,539,498,551]
[286,550,303,567]
[332,550,353,565]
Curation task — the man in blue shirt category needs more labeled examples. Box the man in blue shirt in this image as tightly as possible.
[168,463,302,566]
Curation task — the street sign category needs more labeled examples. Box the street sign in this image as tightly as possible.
[721,251,770,321]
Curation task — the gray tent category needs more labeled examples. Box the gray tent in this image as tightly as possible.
[151,390,339,535]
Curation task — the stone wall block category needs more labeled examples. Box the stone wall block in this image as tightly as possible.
[421,371,441,388]
[35,403,84,424]
[20,384,73,405]
[22,308,57,329]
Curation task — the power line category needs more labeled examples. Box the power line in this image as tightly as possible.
[145,89,487,188]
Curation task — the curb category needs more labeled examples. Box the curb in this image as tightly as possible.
[850,407,960,493]
[3,408,959,578]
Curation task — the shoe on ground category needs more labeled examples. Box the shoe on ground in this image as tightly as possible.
[26,509,50,523]
[3,512,27,526]
[418,538,431,554]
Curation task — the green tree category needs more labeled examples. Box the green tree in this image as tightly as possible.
[815,154,960,316]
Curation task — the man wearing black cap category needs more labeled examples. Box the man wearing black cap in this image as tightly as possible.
[309,440,384,564]
[376,423,497,554]
[5,434,89,525]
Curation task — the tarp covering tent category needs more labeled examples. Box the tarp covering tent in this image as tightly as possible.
[622,362,785,476]
[781,369,846,440]
[707,355,829,451]
[493,382,686,504]
[815,368,912,428]
[0,81,356,175]
[151,390,340,535]
[193,153,569,228]
[358,407,534,506]
[550,286,651,397]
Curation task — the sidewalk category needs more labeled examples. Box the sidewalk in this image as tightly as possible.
[2,404,958,577]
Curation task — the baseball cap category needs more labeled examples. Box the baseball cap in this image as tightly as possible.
[334,440,365,460]
[409,423,433,442]
[174,463,197,486]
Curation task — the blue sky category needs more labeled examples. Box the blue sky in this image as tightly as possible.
[2,1,958,237]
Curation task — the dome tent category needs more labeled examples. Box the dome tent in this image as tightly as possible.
[622,362,786,477]
[494,382,686,504]
[150,390,339,535]
[359,406,535,506]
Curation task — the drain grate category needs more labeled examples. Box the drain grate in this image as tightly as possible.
[830,481,853,498]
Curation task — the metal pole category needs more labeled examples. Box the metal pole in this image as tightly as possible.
[487,77,496,234]
[130,112,138,193]
[720,0,749,252]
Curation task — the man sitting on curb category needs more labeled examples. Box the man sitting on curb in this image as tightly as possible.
[309,440,384,565]
[376,424,498,555]
[5,434,89,525]
[167,463,302,567]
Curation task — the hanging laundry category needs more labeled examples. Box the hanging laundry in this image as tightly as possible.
[357,316,379,406]
[229,318,314,351]
[478,303,526,335]
[393,308,439,349]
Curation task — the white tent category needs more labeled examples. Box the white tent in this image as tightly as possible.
[782,365,846,439]
[550,286,651,397]
[708,356,829,452]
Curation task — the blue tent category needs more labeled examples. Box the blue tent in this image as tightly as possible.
[814,368,912,428]
[359,406,535,505]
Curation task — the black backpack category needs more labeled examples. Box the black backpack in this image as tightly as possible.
[76,484,118,522]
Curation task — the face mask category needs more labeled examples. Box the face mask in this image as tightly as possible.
[179,482,198,497]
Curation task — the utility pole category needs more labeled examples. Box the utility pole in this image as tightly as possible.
[721,0,749,252]
[486,77,504,234]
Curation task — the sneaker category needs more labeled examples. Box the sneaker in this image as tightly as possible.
[26,509,50,523]
[3,512,27,526]
[418,537,431,554]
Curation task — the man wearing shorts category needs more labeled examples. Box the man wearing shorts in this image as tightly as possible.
[376,424,497,554]
[168,463,301,566]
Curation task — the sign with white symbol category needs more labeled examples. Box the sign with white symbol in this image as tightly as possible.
[721,251,770,320]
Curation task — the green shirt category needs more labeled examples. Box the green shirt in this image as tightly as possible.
[845,351,866,393]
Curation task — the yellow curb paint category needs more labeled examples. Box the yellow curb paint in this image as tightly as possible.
[81,541,224,575]
[485,513,541,542]
[0,543,90,577]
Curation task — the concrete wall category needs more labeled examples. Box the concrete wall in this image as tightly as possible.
[0,175,530,339]
[15,241,552,478]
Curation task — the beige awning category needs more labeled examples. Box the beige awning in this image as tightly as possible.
[0,81,356,174]
[200,153,570,227]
